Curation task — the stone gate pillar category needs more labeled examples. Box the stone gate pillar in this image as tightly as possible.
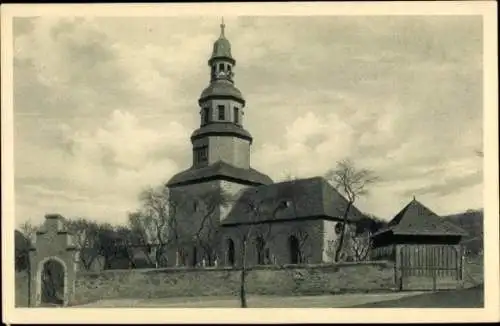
[28,214,78,307]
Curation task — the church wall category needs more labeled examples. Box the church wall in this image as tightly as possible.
[208,136,250,169]
[167,180,224,267]
[220,219,325,266]
[233,137,250,168]
[322,220,357,263]
[322,220,339,263]
[166,180,257,267]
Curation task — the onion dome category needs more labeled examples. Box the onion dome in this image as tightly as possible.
[199,80,245,105]
[208,18,235,65]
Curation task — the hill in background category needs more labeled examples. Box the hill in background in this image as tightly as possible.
[442,209,484,255]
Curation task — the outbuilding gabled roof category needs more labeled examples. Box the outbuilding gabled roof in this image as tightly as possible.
[373,198,468,237]
[222,176,364,226]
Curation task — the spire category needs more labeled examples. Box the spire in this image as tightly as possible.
[220,17,225,37]
[209,18,234,65]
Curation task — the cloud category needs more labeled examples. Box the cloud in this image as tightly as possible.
[401,171,482,198]
[252,110,356,178]
[13,16,483,226]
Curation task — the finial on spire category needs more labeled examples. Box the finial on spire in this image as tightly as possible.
[220,17,225,37]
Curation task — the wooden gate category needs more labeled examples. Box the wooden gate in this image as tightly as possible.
[396,244,464,291]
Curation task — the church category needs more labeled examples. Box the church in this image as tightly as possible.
[165,21,364,267]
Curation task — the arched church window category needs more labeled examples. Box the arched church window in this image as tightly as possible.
[226,238,235,266]
[218,63,224,73]
[255,236,265,265]
[192,246,198,267]
[264,248,271,265]
[288,235,301,264]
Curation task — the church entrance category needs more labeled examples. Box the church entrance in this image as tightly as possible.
[289,235,300,264]
[40,259,65,306]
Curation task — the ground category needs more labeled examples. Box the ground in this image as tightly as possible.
[76,292,425,308]
[76,285,484,308]
[352,284,484,308]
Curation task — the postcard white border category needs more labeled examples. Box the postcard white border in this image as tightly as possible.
[2,1,498,324]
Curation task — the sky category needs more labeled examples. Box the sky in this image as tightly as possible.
[12,16,484,227]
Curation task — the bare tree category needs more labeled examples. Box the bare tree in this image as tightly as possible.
[294,228,310,264]
[129,184,230,268]
[128,186,174,268]
[351,232,371,261]
[17,220,39,307]
[19,220,38,243]
[232,191,290,308]
[192,189,229,267]
[325,159,378,262]
[350,214,387,262]
[65,218,102,270]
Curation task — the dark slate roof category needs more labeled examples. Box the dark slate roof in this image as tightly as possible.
[373,199,468,237]
[191,123,253,143]
[222,176,365,226]
[166,161,273,188]
[211,36,233,60]
[199,80,244,104]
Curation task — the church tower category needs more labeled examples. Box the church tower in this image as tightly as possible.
[192,19,251,169]
[167,20,272,189]
[166,20,272,266]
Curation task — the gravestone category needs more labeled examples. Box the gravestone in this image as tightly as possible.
[28,214,78,307]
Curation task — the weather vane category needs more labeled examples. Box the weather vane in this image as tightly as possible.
[220,17,225,37]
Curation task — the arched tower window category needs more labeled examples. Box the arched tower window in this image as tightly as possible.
[203,107,210,125]
[217,105,225,120]
[226,238,235,266]
[288,235,300,264]
[233,107,239,124]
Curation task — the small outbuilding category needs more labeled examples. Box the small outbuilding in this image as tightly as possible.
[371,198,468,290]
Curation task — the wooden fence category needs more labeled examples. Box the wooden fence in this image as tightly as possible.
[396,244,464,291]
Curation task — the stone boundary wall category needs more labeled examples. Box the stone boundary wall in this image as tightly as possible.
[16,261,397,307]
[70,261,396,306]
